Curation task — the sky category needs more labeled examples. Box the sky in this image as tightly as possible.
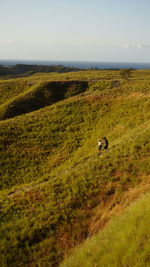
[0,0,150,62]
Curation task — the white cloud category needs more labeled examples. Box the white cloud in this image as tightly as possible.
[121,41,150,49]
[121,42,131,49]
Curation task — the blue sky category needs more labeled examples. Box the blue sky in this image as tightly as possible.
[0,0,150,62]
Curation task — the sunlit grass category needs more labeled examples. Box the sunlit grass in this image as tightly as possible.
[61,192,150,267]
[0,69,150,266]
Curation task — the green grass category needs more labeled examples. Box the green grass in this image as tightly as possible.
[0,70,150,266]
[0,78,34,105]
[0,80,88,120]
[0,69,117,105]
[61,192,150,267]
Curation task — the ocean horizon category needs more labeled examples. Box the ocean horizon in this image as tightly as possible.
[0,59,150,70]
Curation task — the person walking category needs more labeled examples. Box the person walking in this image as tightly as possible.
[98,138,103,156]
[102,137,109,150]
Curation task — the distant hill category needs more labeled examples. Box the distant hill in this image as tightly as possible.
[0,80,88,120]
[0,69,150,266]
[0,64,82,78]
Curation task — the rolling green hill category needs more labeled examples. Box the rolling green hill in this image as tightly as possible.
[0,69,150,266]
[0,80,88,120]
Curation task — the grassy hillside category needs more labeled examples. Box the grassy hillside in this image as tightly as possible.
[0,68,149,105]
[0,81,88,120]
[0,69,118,120]
[0,70,150,266]
[61,192,150,267]
[0,78,34,105]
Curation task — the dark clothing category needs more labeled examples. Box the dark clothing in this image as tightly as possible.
[102,137,109,149]
[103,143,108,149]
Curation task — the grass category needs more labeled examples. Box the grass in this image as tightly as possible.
[0,69,117,105]
[0,80,88,120]
[0,69,150,266]
[61,192,150,267]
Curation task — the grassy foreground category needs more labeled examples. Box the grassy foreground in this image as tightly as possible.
[0,69,150,266]
[61,192,150,267]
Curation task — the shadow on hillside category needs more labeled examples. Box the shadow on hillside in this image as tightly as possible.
[0,81,88,120]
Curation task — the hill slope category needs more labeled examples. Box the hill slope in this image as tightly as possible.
[61,191,150,267]
[0,80,88,120]
[0,70,150,266]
